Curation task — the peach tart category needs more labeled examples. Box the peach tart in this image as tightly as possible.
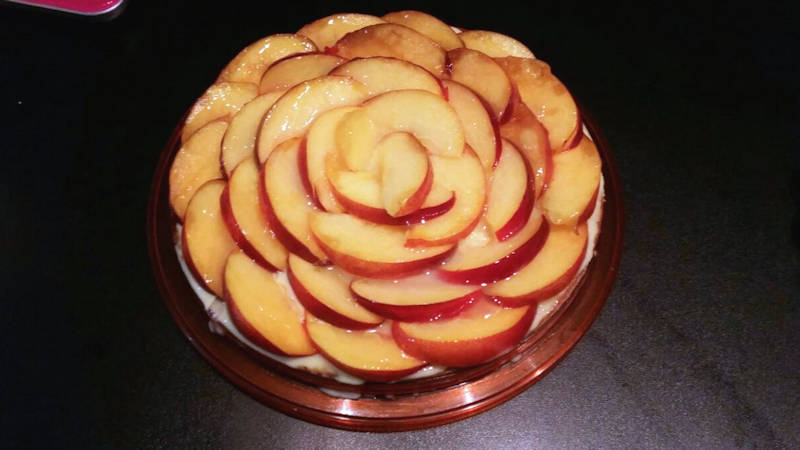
[169,10,604,386]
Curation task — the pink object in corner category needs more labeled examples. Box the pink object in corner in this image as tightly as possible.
[5,0,125,16]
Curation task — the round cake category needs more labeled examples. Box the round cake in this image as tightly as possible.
[168,11,604,387]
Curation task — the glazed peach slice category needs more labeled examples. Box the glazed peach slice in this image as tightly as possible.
[327,168,390,224]
[351,273,480,322]
[438,208,548,285]
[220,91,284,176]
[333,23,447,77]
[500,92,553,198]
[393,299,535,367]
[218,34,317,84]
[486,223,588,307]
[447,48,512,120]
[181,180,237,297]
[301,106,361,213]
[309,212,454,278]
[327,165,450,225]
[328,133,433,222]
[261,138,326,262]
[459,30,535,58]
[421,181,455,210]
[305,315,425,382]
[379,133,432,217]
[337,89,464,172]
[406,148,485,247]
[257,76,368,163]
[169,121,227,219]
[224,250,316,356]
[258,53,344,93]
[540,135,601,226]
[329,57,443,98]
[287,255,383,330]
[297,13,385,50]
[442,79,500,171]
[382,10,463,51]
[220,158,288,271]
[485,139,533,240]
[182,82,257,142]
[495,56,580,152]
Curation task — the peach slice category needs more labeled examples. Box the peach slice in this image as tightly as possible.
[337,89,464,172]
[287,254,383,330]
[439,208,548,284]
[220,158,288,271]
[261,138,326,262]
[257,76,368,163]
[224,250,316,356]
[406,148,485,247]
[379,133,432,217]
[182,82,257,142]
[333,23,447,77]
[447,48,512,120]
[301,106,361,213]
[441,80,500,172]
[459,30,535,58]
[297,13,385,50]
[218,34,317,84]
[327,169,389,223]
[485,139,533,240]
[351,273,480,322]
[335,108,380,172]
[500,92,553,198]
[309,212,454,278]
[329,56,443,98]
[406,198,456,225]
[305,315,425,382]
[220,91,284,177]
[578,184,601,225]
[181,180,237,297]
[540,135,601,226]
[495,56,580,152]
[327,164,451,226]
[258,53,344,93]
[486,223,588,306]
[381,10,463,51]
[392,299,535,367]
[169,121,227,219]
[423,180,454,207]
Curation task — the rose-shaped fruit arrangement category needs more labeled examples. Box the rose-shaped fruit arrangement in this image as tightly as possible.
[168,11,603,382]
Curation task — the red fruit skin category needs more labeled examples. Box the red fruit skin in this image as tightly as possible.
[219,182,280,272]
[489,239,588,307]
[296,138,324,210]
[305,324,427,383]
[258,164,322,264]
[223,284,315,357]
[352,288,481,322]
[286,265,382,330]
[391,305,535,367]
[576,183,600,225]
[404,209,483,248]
[438,220,550,285]
[313,234,455,279]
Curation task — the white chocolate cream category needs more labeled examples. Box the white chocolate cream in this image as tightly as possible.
[173,131,605,389]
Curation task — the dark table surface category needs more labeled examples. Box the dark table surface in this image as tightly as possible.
[2,1,798,448]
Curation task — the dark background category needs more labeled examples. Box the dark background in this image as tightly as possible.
[1,0,798,448]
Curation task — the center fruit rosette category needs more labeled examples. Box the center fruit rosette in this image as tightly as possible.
[254,74,530,380]
[171,11,602,383]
